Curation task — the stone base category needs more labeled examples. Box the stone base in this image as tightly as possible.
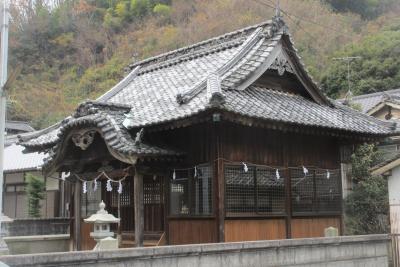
[0,236,9,255]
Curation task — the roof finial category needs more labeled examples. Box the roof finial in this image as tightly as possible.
[273,0,283,25]
[275,0,281,18]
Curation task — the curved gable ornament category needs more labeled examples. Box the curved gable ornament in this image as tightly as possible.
[269,52,294,76]
[71,130,96,150]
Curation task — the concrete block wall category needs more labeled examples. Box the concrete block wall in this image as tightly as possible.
[0,235,390,267]
[4,218,70,236]
[4,234,70,255]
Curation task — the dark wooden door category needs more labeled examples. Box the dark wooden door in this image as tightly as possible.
[103,177,134,232]
[103,175,164,233]
[144,175,164,232]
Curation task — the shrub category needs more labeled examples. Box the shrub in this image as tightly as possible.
[26,174,45,218]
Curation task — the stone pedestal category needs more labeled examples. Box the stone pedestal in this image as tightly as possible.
[0,214,13,255]
[0,237,9,255]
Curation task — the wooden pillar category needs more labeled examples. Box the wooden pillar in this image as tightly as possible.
[163,172,170,245]
[74,180,81,251]
[134,171,144,247]
[59,173,65,217]
[283,138,292,239]
[339,145,351,235]
[284,168,292,239]
[214,121,225,243]
[217,158,225,242]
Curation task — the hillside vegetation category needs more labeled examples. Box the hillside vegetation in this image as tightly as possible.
[9,0,400,128]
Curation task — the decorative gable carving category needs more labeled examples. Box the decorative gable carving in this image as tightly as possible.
[72,130,96,150]
[269,52,294,76]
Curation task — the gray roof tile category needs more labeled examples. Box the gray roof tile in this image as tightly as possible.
[347,88,400,113]
[21,19,396,154]
[224,86,392,135]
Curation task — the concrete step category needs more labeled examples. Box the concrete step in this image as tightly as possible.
[121,231,163,240]
[120,231,164,247]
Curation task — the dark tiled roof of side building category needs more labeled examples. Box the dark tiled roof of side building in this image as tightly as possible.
[346,88,400,114]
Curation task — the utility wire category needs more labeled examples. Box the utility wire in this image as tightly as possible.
[250,0,352,40]
[249,0,319,40]
[283,11,352,40]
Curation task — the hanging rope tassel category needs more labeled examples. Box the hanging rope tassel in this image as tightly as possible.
[276,169,280,180]
[194,166,198,178]
[93,179,98,192]
[242,162,248,173]
[118,181,123,194]
[61,172,70,181]
[302,166,308,176]
[327,170,330,179]
[172,169,176,180]
[82,181,87,194]
[106,179,112,192]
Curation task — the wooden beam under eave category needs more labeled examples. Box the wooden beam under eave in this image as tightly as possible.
[134,169,144,247]
[371,157,400,176]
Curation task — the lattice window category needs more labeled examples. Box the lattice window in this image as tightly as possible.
[315,169,341,213]
[257,168,285,215]
[225,164,285,216]
[193,165,213,215]
[144,177,162,205]
[169,164,213,216]
[170,170,190,215]
[110,179,132,208]
[81,185,101,217]
[225,165,255,214]
[291,168,341,215]
[291,168,314,214]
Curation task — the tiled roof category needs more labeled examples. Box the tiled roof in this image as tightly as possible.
[100,19,390,135]
[347,88,400,113]
[370,152,400,174]
[21,17,396,157]
[21,101,182,172]
[6,121,34,133]
[223,86,394,135]
[4,144,46,173]
[22,101,181,157]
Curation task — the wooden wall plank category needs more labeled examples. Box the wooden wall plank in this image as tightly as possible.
[80,220,96,251]
[218,123,340,169]
[224,219,286,242]
[168,219,217,245]
[151,122,342,244]
[291,217,341,238]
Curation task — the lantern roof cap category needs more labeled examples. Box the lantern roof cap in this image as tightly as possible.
[84,201,120,224]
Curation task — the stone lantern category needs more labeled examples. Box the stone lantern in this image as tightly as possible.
[84,201,120,250]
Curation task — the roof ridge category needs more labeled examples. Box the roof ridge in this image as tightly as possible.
[175,27,265,105]
[129,20,272,69]
[6,120,31,124]
[351,88,400,100]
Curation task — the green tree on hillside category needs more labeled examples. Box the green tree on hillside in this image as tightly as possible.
[7,0,396,129]
[321,20,400,98]
[326,0,398,19]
